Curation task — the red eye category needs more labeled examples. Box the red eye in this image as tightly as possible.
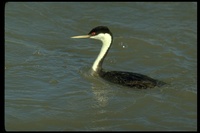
[91,32,96,36]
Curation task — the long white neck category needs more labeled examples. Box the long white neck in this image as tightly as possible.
[91,33,112,73]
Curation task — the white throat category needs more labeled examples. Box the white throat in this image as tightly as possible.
[90,33,112,72]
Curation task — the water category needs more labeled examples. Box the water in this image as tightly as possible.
[5,2,197,131]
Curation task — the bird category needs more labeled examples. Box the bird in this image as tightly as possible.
[71,26,166,89]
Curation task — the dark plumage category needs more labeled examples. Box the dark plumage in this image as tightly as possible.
[100,70,165,89]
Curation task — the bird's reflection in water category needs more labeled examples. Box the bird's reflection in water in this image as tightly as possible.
[92,87,109,107]
[90,81,113,108]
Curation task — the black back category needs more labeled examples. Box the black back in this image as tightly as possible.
[100,70,166,89]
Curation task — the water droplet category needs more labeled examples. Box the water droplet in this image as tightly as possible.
[33,49,44,56]
[119,42,128,49]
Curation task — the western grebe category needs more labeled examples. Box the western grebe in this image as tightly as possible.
[71,26,165,89]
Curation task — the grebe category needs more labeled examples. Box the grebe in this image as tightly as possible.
[71,26,165,89]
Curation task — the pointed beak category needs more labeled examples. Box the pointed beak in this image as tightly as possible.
[71,35,91,38]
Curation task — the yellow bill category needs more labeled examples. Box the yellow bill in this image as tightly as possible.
[71,35,91,38]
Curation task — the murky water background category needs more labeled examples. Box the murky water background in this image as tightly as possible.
[5,2,197,131]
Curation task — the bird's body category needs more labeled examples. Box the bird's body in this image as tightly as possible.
[71,26,165,89]
[100,70,165,89]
